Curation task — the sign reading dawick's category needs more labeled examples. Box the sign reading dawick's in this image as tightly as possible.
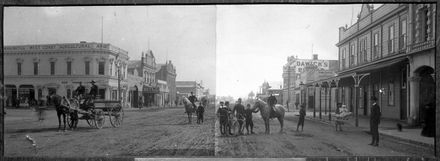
[294,59,330,73]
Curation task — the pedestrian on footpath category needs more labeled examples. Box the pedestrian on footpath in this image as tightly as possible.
[369,96,381,146]
[297,104,306,131]
[421,102,435,137]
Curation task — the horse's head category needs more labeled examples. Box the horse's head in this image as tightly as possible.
[252,99,266,112]
[182,96,191,105]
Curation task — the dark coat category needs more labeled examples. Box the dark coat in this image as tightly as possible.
[370,103,381,125]
[89,84,98,99]
[268,96,277,106]
[188,95,197,104]
[299,108,306,119]
[75,85,86,95]
[197,105,205,115]
[233,104,245,119]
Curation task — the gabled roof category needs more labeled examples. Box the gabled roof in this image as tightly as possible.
[359,4,373,20]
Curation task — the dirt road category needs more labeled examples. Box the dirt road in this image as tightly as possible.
[215,112,434,157]
[5,107,433,158]
[5,106,215,157]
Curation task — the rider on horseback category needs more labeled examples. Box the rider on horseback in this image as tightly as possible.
[267,94,277,118]
[188,92,198,109]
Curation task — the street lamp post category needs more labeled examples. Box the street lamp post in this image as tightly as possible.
[116,55,121,104]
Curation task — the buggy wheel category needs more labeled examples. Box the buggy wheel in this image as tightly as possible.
[109,105,124,128]
[66,113,74,128]
[86,118,96,127]
[94,110,105,129]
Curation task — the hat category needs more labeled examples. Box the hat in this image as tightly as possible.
[90,80,96,83]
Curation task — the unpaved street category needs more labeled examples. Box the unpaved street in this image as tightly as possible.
[216,112,434,157]
[5,106,215,157]
[5,107,434,158]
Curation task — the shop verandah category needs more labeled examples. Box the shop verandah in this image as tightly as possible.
[299,57,434,127]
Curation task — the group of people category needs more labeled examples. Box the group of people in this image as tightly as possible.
[217,98,258,135]
[188,92,205,124]
[72,80,98,112]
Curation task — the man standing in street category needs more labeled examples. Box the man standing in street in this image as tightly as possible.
[233,98,245,135]
[296,104,306,131]
[267,94,277,117]
[244,104,258,134]
[369,96,381,146]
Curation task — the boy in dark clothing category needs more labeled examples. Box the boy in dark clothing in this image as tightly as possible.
[244,104,258,134]
[197,102,205,124]
[297,104,306,131]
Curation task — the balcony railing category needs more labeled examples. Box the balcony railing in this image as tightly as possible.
[409,40,435,54]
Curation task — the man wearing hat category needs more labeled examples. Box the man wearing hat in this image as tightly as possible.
[296,104,306,131]
[89,80,98,99]
[369,96,381,146]
[80,80,98,112]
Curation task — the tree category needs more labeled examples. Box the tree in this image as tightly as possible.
[248,91,255,99]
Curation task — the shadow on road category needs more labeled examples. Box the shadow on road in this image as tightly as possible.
[10,126,97,133]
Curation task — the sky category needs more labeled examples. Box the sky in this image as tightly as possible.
[216,4,366,98]
[4,4,373,98]
[4,6,217,93]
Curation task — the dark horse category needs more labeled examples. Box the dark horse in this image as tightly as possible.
[49,94,71,131]
[253,99,285,134]
[182,96,195,124]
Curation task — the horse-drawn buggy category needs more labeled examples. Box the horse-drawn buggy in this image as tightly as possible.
[60,95,124,129]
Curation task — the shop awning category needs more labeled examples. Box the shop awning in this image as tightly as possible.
[354,57,407,74]
[338,57,408,76]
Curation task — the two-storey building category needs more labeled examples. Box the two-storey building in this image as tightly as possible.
[127,49,159,107]
[156,61,177,106]
[4,42,129,107]
[304,4,435,125]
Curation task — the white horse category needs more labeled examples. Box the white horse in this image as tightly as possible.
[182,96,196,124]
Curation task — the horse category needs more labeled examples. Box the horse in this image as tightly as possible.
[182,96,195,124]
[49,94,72,131]
[252,99,285,134]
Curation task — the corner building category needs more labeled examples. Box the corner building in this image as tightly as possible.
[304,4,435,125]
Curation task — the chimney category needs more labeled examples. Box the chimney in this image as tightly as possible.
[313,54,318,60]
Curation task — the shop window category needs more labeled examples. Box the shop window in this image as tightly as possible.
[98,61,105,75]
[34,62,39,75]
[388,81,395,106]
[98,89,106,99]
[17,62,22,75]
[67,61,72,75]
[50,62,55,75]
[85,61,90,75]
[38,89,42,99]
